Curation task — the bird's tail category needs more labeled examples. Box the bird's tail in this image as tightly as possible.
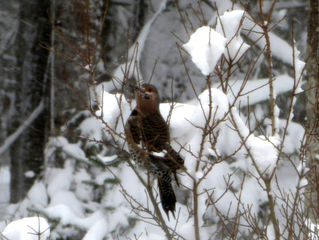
[158,176,176,220]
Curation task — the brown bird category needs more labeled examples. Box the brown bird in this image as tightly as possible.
[124,83,184,218]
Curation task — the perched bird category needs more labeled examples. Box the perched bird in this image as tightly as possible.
[124,83,184,218]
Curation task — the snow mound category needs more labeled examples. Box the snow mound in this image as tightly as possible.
[248,135,279,177]
[2,217,50,240]
[183,26,226,75]
[183,10,250,75]
[216,10,249,62]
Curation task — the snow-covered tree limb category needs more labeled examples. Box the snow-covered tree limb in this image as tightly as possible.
[0,100,44,156]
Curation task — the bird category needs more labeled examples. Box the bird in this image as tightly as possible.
[124,83,184,219]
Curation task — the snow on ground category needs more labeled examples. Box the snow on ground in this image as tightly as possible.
[2,217,50,240]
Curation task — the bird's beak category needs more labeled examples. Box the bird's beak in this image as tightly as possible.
[129,84,145,93]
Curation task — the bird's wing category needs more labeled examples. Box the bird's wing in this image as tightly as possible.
[125,109,142,145]
[164,145,185,170]
[141,113,169,151]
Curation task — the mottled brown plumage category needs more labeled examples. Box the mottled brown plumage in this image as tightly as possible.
[125,83,184,218]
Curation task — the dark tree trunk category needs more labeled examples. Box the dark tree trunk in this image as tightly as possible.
[9,0,50,202]
[305,0,319,221]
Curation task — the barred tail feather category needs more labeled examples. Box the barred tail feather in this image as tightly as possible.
[158,177,176,220]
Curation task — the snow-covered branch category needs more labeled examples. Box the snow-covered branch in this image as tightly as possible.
[0,100,44,156]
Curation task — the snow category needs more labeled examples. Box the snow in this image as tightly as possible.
[74,169,93,202]
[63,142,86,160]
[247,135,279,177]
[183,26,226,75]
[78,117,104,141]
[289,44,305,120]
[46,161,73,198]
[152,150,167,157]
[216,10,244,39]
[216,10,250,62]
[96,91,130,141]
[4,87,305,238]
[279,120,305,154]
[294,47,305,81]
[183,10,250,75]
[306,219,319,240]
[242,15,301,67]
[0,167,10,204]
[26,182,48,208]
[96,154,118,164]
[218,74,297,106]
[2,217,50,240]
[82,219,108,240]
[49,190,85,218]
[159,103,196,142]
[24,170,35,178]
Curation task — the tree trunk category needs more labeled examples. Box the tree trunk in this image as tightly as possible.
[9,0,50,202]
[305,0,319,222]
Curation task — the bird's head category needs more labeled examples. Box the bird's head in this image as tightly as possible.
[131,84,160,114]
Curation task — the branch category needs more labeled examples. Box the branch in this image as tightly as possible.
[0,100,44,155]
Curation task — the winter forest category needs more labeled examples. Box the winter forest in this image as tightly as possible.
[0,0,319,239]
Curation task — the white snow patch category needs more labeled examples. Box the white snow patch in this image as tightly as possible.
[97,154,118,164]
[306,219,319,240]
[195,171,204,179]
[247,135,279,176]
[293,45,305,83]
[183,26,227,75]
[44,204,79,226]
[24,170,35,178]
[2,217,50,240]
[49,190,84,218]
[63,142,86,160]
[243,16,302,68]
[221,74,295,106]
[0,167,10,203]
[160,103,196,143]
[46,161,73,198]
[152,150,167,157]
[74,169,93,202]
[137,233,166,240]
[79,117,104,141]
[0,167,10,184]
[82,218,108,240]
[216,10,250,62]
[99,92,130,143]
[27,181,48,208]
[84,64,90,71]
